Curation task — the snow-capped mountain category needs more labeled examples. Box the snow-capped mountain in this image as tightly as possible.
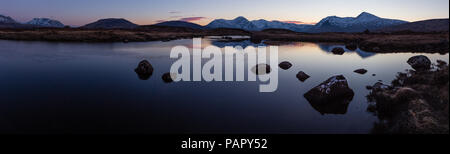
[0,14,26,28]
[26,18,65,28]
[206,16,313,32]
[0,15,17,24]
[310,12,408,32]
[250,19,313,32]
[206,16,257,30]
[206,12,408,33]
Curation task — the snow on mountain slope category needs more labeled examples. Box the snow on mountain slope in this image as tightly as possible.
[207,12,407,33]
[206,16,313,32]
[26,18,65,28]
[311,12,408,32]
[0,15,17,24]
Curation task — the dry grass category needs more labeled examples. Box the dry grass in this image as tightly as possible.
[0,28,448,53]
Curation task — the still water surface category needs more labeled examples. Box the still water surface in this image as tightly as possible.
[0,39,448,134]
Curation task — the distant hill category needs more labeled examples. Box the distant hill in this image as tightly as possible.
[376,19,449,33]
[26,18,65,28]
[153,21,204,29]
[81,18,138,29]
[137,25,203,33]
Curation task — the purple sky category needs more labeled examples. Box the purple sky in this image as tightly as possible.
[1,0,449,26]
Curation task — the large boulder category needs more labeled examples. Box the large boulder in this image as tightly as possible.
[331,47,345,55]
[407,55,431,71]
[304,75,355,114]
[279,61,293,70]
[134,60,154,80]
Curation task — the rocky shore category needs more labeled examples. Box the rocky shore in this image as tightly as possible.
[367,56,449,134]
[251,30,449,53]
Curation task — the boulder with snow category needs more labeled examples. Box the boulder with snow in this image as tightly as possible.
[304,75,354,114]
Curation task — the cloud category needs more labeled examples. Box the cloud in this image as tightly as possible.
[281,20,316,25]
[179,17,206,22]
[170,16,182,19]
[155,20,167,23]
[155,16,207,24]
[169,11,181,14]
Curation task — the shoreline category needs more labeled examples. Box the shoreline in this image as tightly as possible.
[0,27,448,54]
[367,57,449,134]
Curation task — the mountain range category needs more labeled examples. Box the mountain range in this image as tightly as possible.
[205,12,408,32]
[308,12,407,32]
[1,15,65,28]
[1,12,449,33]
[205,16,314,32]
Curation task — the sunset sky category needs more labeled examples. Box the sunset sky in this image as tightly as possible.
[1,0,449,26]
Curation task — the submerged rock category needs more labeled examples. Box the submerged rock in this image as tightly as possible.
[331,47,345,55]
[251,64,271,75]
[296,71,310,82]
[407,55,431,71]
[304,75,355,115]
[134,60,154,80]
[354,68,368,74]
[279,61,293,70]
[345,43,358,51]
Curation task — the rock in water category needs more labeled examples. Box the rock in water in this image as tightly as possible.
[331,47,345,55]
[279,61,293,70]
[371,82,390,92]
[251,64,271,75]
[345,43,358,51]
[407,55,431,71]
[354,68,368,74]
[296,71,310,82]
[304,75,355,114]
[162,73,176,83]
[134,60,154,80]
